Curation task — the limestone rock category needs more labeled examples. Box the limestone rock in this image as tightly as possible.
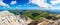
[0,11,27,25]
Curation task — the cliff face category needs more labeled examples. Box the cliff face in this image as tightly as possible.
[0,11,27,25]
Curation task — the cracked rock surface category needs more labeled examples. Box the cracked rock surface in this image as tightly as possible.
[0,11,27,25]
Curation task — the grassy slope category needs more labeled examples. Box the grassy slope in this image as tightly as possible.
[9,10,56,20]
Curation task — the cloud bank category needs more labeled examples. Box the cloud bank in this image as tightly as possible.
[29,0,52,8]
[0,0,9,7]
[51,0,60,5]
[29,0,60,9]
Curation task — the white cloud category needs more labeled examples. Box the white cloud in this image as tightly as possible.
[0,0,9,7]
[29,0,60,10]
[49,0,60,10]
[29,0,52,8]
[51,0,60,5]
[10,1,16,5]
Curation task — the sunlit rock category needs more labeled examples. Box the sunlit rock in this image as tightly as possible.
[0,11,27,25]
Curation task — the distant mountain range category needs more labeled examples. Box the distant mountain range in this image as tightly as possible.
[0,8,60,14]
[47,10,60,14]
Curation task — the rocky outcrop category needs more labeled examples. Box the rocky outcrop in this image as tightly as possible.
[1,11,60,25]
[28,18,60,25]
[0,11,27,25]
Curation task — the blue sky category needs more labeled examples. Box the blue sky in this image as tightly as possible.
[0,0,60,10]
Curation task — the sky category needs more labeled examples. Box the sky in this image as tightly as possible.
[0,0,60,10]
